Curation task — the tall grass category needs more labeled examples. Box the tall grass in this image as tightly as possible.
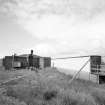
[0,95,26,105]
[6,85,97,105]
[2,68,105,105]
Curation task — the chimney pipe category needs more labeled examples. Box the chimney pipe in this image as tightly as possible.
[31,50,33,55]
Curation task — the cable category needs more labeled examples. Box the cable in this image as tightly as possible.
[52,55,90,60]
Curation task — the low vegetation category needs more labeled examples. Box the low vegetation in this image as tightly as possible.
[0,68,105,105]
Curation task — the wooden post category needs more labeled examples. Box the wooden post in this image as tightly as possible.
[89,72,90,81]
[53,62,55,68]
[89,57,91,81]
[12,54,14,70]
[97,65,99,84]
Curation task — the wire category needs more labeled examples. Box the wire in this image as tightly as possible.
[52,55,90,60]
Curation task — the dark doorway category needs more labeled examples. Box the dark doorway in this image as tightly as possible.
[99,75,105,84]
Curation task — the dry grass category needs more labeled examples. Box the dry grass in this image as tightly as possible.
[0,95,26,105]
[1,68,105,105]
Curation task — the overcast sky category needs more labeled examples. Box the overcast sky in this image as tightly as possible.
[0,0,105,57]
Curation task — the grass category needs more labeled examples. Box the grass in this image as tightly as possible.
[1,68,105,105]
[0,95,26,105]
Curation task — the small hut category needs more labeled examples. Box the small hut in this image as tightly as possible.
[3,50,51,70]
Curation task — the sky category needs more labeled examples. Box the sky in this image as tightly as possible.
[0,0,105,58]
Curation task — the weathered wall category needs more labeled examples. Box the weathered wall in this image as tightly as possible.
[44,57,51,68]
[0,59,3,67]
[40,57,44,69]
[3,56,13,70]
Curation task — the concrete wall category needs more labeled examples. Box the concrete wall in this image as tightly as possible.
[39,57,51,69]
[39,57,44,69]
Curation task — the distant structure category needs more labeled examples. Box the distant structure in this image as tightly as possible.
[90,55,105,84]
[2,50,51,70]
[28,50,34,68]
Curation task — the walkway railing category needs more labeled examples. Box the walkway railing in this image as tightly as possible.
[91,64,105,74]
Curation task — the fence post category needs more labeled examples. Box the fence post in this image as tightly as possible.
[12,54,14,70]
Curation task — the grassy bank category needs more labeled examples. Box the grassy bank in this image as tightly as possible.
[0,68,105,105]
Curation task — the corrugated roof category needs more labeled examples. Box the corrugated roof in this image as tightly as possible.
[19,54,41,58]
